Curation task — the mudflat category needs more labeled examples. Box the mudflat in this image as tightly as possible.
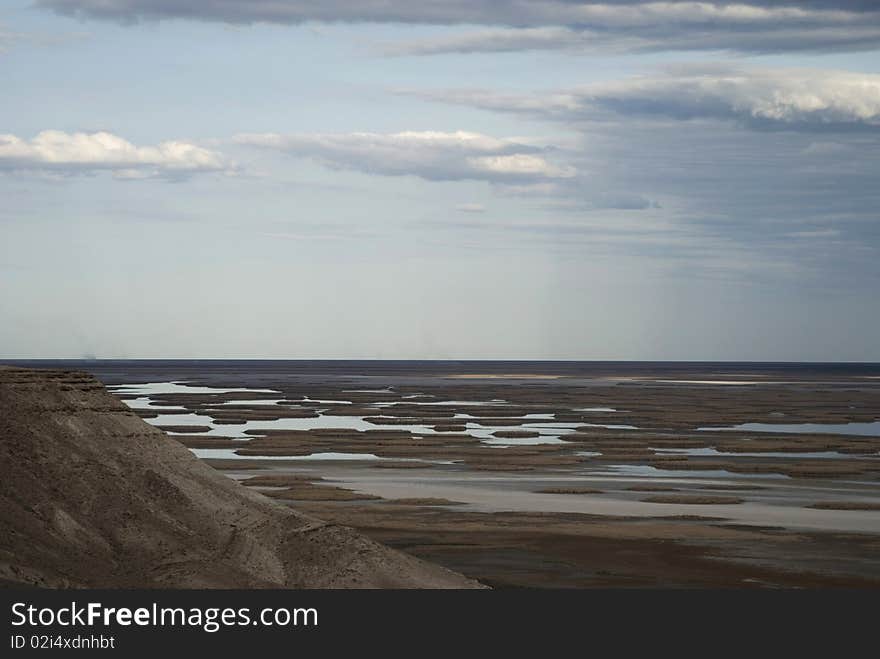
[7,359,880,588]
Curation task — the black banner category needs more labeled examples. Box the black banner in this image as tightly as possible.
[1,589,875,653]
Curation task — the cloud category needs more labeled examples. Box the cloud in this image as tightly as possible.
[787,228,841,239]
[456,203,486,214]
[234,130,575,183]
[413,66,880,130]
[37,1,880,55]
[0,21,90,54]
[399,65,880,283]
[0,24,24,53]
[0,130,233,179]
[382,24,880,57]
[36,1,880,25]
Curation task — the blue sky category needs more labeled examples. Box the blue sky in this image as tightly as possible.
[2,1,879,360]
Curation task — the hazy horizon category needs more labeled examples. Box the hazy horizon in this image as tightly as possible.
[6,358,880,368]
[3,1,879,361]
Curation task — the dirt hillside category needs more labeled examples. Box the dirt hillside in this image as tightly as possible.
[0,366,482,588]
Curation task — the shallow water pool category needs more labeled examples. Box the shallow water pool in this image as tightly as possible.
[701,422,880,437]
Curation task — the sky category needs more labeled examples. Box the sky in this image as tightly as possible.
[1,1,879,361]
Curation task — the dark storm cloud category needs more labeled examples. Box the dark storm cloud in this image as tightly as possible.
[36,1,880,55]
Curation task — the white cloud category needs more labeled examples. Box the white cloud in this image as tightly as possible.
[414,66,880,130]
[801,141,851,156]
[0,21,91,54]
[787,228,841,239]
[468,154,574,179]
[0,130,233,179]
[456,203,486,213]
[0,24,23,53]
[234,130,574,183]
